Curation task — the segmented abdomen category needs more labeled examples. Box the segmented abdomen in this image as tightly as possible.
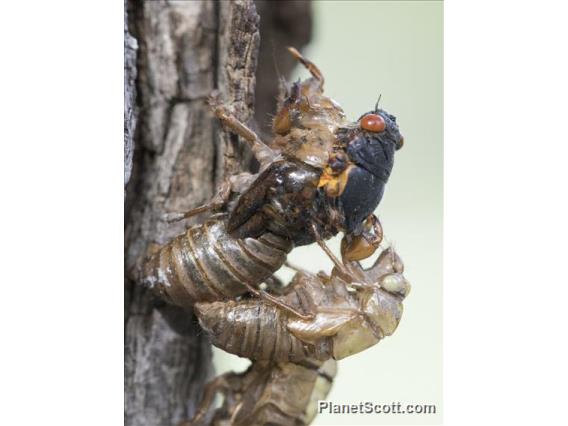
[141,219,292,306]
[195,299,332,362]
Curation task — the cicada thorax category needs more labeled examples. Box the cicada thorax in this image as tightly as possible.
[140,218,292,307]
[224,82,351,247]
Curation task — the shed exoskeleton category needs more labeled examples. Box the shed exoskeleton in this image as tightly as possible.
[195,246,410,363]
[141,218,292,307]
[182,358,337,426]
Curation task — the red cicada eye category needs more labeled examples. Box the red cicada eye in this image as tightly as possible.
[360,114,386,133]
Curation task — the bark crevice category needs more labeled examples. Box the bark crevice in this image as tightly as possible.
[124,1,312,425]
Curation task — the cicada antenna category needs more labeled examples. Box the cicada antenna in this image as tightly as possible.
[374,94,382,113]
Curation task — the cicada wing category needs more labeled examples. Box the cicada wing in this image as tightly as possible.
[226,163,278,237]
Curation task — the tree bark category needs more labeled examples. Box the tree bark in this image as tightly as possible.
[124,1,312,425]
[124,1,259,424]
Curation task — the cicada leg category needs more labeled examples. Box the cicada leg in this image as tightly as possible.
[287,46,325,86]
[242,280,315,321]
[310,224,353,282]
[163,180,232,223]
[209,97,276,167]
[340,214,384,262]
[181,374,235,426]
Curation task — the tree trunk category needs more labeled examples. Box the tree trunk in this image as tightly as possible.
[124,1,312,425]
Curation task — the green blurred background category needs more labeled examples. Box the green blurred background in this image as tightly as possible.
[214,1,443,424]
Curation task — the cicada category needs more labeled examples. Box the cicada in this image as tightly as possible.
[140,47,403,312]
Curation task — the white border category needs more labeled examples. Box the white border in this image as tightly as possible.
[1,1,567,424]
[0,1,123,425]
[445,1,568,425]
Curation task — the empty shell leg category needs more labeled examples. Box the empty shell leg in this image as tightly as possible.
[163,181,231,223]
[241,280,315,321]
[311,224,352,281]
[210,101,275,167]
[182,374,234,426]
[287,47,325,86]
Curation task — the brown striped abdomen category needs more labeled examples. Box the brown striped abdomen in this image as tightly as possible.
[195,299,333,363]
[140,219,292,306]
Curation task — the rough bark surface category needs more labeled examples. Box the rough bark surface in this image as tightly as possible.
[124,0,138,190]
[124,1,259,425]
[124,1,312,425]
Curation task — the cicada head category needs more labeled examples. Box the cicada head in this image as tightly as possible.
[358,109,404,151]
[336,108,403,185]
[363,247,405,285]
[360,248,410,339]
[331,261,410,359]
[326,107,403,233]
[341,247,410,299]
